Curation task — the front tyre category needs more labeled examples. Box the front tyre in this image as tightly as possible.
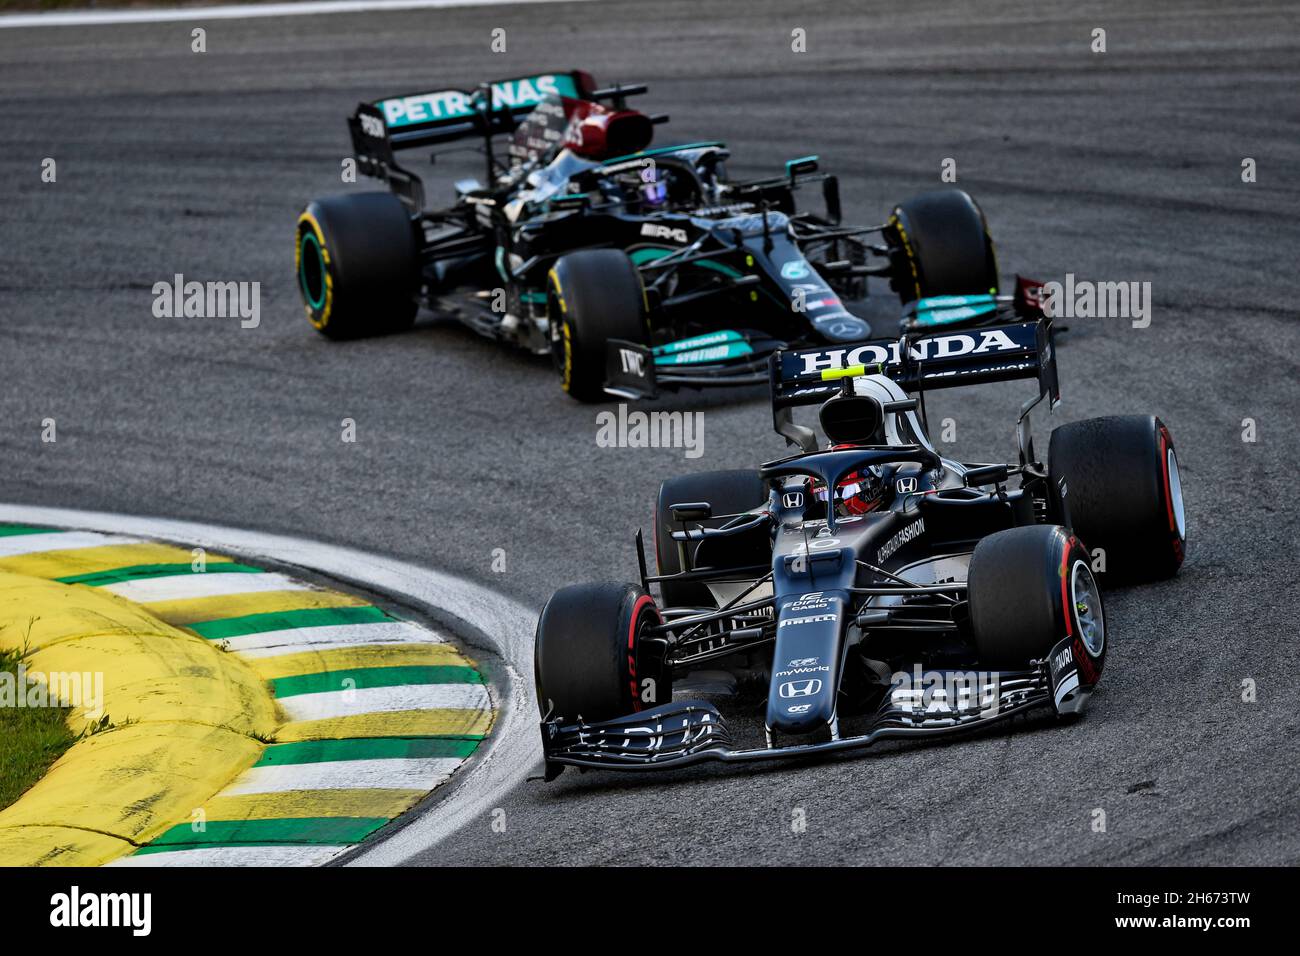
[534,582,669,723]
[547,249,648,402]
[968,526,1105,690]
[296,192,419,340]
[1048,415,1186,585]
[886,189,999,303]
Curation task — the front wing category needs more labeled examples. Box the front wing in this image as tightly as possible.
[540,667,1054,778]
[604,330,780,400]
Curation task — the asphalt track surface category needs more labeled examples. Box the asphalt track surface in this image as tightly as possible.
[2,0,1298,866]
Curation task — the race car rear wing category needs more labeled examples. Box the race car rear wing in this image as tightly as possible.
[770,320,1060,451]
[365,71,596,147]
[348,70,648,210]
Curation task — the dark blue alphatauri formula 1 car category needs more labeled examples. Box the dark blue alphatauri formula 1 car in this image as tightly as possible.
[296,69,1045,401]
[534,318,1187,775]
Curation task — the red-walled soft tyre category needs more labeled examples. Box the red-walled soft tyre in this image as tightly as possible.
[534,582,668,722]
[1048,415,1186,585]
[968,525,1105,690]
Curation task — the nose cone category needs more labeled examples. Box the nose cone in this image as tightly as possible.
[765,591,845,736]
[768,673,836,734]
[814,314,872,343]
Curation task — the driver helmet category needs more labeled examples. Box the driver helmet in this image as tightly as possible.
[809,446,886,518]
[642,174,669,207]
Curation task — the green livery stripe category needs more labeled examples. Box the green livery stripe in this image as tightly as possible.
[56,562,262,587]
[916,293,996,308]
[655,343,753,366]
[914,293,998,327]
[379,74,580,130]
[189,604,394,640]
[630,248,671,265]
[272,665,483,699]
[136,817,388,850]
[254,736,483,767]
[0,524,54,538]
[652,329,754,366]
[691,259,743,279]
[653,329,746,355]
[601,141,725,166]
[628,247,743,279]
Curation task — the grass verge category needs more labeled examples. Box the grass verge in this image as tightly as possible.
[0,648,76,813]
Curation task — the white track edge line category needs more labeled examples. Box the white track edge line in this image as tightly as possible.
[0,503,538,867]
[0,0,594,30]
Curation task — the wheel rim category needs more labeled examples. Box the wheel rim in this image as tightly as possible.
[1167,446,1186,540]
[1070,559,1105,656]
[547,307,564,370]
[299,231,327,311]
[629,596,661,710]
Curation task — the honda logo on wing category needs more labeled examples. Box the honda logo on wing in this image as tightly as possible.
[779,679,823,698]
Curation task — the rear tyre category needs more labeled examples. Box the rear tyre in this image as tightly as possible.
[1048,415,1186,585]
[297,192,419,340]
[547,249,648,402]
[887,189,999,303]
[534,582,668,723]
[655,469,768,608]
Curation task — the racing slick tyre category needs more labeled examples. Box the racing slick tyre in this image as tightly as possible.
[887,189,999,303]
[547,249,648,402]
[296,192,419,339]
[968,525,1105,684]
[534,582,669,722]
[1048,415,1186,585]
[655,469,768,609]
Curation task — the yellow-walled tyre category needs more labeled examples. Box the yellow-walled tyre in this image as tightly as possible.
[296,192,419,339]
[546,249,648,402]
[886,189,999,304]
